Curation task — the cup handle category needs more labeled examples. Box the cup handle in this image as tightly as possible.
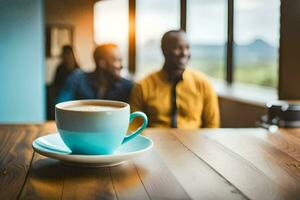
[122,111,148,144]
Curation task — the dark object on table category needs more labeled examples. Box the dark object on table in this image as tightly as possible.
[260,100,300,128]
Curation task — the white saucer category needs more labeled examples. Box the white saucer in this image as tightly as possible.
[32,133,153,167]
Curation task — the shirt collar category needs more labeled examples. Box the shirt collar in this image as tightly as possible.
[159,68,187,84]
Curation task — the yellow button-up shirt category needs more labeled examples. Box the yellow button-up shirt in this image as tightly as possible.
[130,69,220,128]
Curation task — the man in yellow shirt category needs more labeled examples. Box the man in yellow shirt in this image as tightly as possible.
[130,30,220,128]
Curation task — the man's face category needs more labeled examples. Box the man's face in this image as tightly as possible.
[163,32,190,70]
[99,47,123,78]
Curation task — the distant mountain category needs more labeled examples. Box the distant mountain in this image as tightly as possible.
[191,38,278,62]
[235,39,277,61]
[139,38,278,64]
[246,38,275,51]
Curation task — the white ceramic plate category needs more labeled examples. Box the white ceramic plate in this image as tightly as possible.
[32,133,153,167]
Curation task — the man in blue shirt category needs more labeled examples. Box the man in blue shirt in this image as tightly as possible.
[57,44,133,103]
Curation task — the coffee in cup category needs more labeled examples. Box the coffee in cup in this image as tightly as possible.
[55,100,148,155]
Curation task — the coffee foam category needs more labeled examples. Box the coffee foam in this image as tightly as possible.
[64,105,119,112]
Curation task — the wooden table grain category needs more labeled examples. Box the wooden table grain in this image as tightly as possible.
[1,122,300,200]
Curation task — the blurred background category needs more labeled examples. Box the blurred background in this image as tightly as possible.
[0,0,299,127]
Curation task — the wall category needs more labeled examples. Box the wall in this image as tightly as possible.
[45,0,95,84]
[0,0,45,123]
[279,0,300,99]
[219,97,266,128]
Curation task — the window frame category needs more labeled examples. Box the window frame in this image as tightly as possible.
[128,0,277,88]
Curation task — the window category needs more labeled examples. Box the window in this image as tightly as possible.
[136,0,180,77]
[94,0,129,72]
[234,0,280,87]
[93,0,280,88]
[187,0,227,80]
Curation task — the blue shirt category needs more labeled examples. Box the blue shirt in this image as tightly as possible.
[57,69,133,103]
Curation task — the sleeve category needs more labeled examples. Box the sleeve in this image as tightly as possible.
[201,81,220,128]
[130,83,145,112]
[56,73,76,103]
[128,83,146,130]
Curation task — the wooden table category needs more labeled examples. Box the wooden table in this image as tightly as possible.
[1,122,300,200]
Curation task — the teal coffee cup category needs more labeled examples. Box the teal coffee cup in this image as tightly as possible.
[55,100,148,155]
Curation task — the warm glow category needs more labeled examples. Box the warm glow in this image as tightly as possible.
[94,0,178,46]
[94,0,128,48]
[94,0,129,69]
